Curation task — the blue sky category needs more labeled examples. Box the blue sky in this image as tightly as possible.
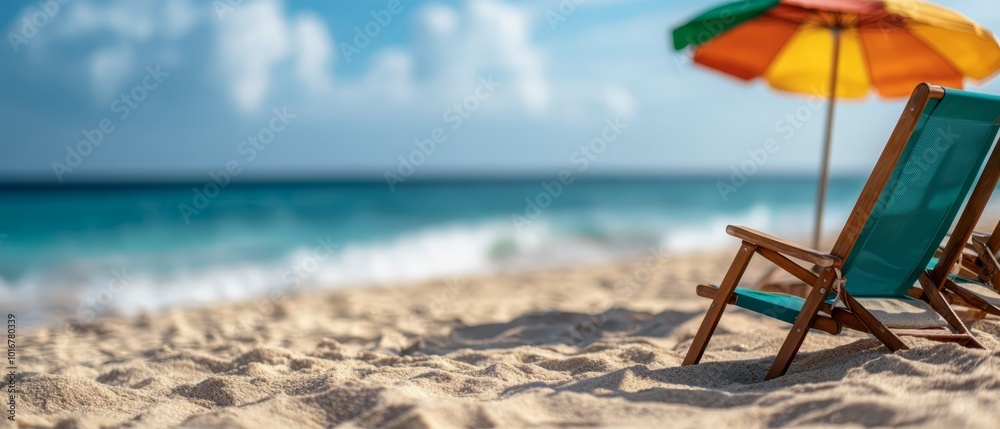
[1,0,999,182]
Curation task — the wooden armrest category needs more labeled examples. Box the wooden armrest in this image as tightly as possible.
[725,225,841,267]
[971,236,1000,278]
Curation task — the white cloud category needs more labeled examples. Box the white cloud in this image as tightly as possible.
[55,0,199,42]
[89,44,134,100]
[402,0,550,113]
[216,1,291,112]
[468,0,549,112]
[59,0,155,40]
[364,49,415,102]
[163,0,200,40]
[59,1,101,36]
[464,0,549,112]
[421,4,458,36]
[22,0,336,112]
[217,1,337,112]
[33,0,200,101]
[293,13,334,93]
[17,0,550,116]
[603,86,636,117]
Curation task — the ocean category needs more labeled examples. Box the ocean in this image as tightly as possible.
[0,176,867,323]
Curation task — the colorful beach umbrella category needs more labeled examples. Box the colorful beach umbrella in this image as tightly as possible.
[673,0,1000,248]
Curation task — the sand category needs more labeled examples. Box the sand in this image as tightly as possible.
[7,248,1000,428]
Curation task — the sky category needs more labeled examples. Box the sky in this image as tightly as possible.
[1,0,999,183]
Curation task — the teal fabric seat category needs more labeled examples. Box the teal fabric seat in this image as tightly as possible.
[951,276,1000,307]
[731,287,936,326]
[730,88,1000,325]
[732,287,839,324]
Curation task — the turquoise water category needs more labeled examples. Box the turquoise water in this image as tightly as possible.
[0,177,866,320]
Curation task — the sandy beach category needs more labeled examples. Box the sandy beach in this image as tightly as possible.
[8,245,1000,429]
[6,0,1000,428]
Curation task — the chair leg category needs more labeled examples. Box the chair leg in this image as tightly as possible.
[842,292,908,351]
[764,269,836,380]
[919,272,986,349]
[683,241,757,366]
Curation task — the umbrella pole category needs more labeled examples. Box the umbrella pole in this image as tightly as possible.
[753,27,841,290]
[812,27,841,251]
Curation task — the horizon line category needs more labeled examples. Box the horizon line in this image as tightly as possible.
[0,172,870,190]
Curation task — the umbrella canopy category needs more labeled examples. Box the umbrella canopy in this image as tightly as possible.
[672,0,1000,249]
[674,0,1000,98]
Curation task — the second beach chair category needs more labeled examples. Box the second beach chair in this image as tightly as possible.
[929,220,1000,317]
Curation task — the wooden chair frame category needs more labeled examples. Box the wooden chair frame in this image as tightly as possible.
[682,84,999,380]
[936,221,1000,316]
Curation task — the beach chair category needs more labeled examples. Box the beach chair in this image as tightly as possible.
[928,220,1000,317]
[683,84,1000,380]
